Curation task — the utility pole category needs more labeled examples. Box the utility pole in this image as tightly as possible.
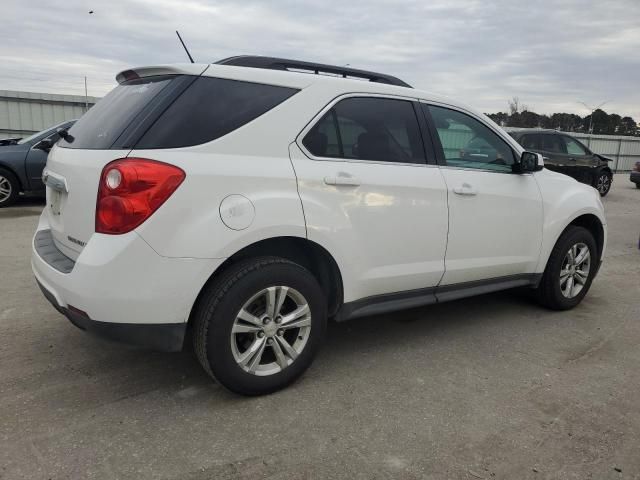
[578,100,609,134]
[84,76,89,112]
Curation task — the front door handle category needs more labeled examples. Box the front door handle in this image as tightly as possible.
[453,183,477,196]
[324,174,361,187]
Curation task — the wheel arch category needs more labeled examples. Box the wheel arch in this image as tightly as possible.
[0,162,24,192]
[567,213,605,261]
[539,212,605,275]
[188,236,344,326]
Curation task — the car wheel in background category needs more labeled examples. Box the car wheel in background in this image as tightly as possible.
[192,256,327,395]
[0,168,20,208]
[535,226,598,310]
[594,169,612,197]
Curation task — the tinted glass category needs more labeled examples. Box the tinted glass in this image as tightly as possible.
[136,77,298,149]
[520,134,541,150]
[18,120,74,145]
[563,136,588,156]
[303,97,425,164]
[541,134,565,153]
[302,111,341,157]
[60,76,174,149]
[427,105,515,172]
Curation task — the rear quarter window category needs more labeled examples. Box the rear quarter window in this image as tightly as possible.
[135,77,298,149]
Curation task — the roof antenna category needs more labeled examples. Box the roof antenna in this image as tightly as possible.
[176,30,195,63]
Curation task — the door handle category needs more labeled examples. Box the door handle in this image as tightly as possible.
[324,174,361,187]
[453,183,477,196]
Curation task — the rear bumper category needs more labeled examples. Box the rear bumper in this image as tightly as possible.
[31,213,223,352]
[37,279,186,351]
[630,171,640,184]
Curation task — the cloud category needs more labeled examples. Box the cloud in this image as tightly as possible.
[1,0,639,118]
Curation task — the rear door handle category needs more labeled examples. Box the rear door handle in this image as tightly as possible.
[453,183,477,196]
[324,174,361,187]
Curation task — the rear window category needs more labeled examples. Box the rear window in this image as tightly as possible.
[135,77,298,149]
[60,75,298,150]
[60,76,175,149]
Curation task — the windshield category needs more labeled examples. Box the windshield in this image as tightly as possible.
[17,121,71,145]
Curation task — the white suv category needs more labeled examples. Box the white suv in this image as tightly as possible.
[32,56,606,395]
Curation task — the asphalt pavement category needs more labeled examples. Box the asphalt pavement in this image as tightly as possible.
[1,175,639,479]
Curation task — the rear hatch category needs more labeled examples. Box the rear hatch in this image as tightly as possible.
[44,65,208,260]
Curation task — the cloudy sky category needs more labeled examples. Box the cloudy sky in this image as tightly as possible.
[2,0,639,118]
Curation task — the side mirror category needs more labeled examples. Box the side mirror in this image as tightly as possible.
[519,151,544,173]
[33,138,55,152]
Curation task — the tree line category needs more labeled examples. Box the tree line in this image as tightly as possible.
[486,98,638,136]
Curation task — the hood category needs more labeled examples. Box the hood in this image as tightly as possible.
[0,143,28,155]
[594,154,612,162]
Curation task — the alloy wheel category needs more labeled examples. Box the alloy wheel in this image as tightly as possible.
[596,174,610,195]
[559,242,591,298]
[0,175,12,203]
[230,286,312,376]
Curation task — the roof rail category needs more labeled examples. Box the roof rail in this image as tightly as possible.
[215,55,412,88]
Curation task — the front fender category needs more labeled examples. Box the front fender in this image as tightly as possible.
[534,169,606,272]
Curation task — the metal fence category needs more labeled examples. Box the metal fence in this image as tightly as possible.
[0,90,99,140]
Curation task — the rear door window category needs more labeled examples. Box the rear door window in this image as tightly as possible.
[302,97,426,164]
[135,77,298,149]
[520,134,541,150]
[541,134,566,153]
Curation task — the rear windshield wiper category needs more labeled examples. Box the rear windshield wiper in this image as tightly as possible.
[57,127,75,144]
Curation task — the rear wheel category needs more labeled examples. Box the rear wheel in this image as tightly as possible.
[193,257,327,395]
[0,168,19,208]
[593,169,612,196]
[534,226,598,310]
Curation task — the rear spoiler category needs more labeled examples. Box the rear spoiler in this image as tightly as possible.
[115,64,209,84]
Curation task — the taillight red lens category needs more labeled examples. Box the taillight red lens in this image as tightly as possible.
[96,158,185,234]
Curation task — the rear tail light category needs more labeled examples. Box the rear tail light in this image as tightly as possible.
[96,158,185,234]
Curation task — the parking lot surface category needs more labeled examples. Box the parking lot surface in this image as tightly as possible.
[1,175,639,480]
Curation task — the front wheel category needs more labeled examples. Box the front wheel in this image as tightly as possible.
[594,170,612,196]
[534,226,598,310]
[0,168,20,208]
[193,257,327,395]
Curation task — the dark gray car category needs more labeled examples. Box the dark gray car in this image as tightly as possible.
[509,129,614,196]
[0,120,75,207]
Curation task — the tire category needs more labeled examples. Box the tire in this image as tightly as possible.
[593,169,612,197]
[534,226,598,310]
[192,256,327,395]
[635,183,640,189]
[0,168,20,208]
